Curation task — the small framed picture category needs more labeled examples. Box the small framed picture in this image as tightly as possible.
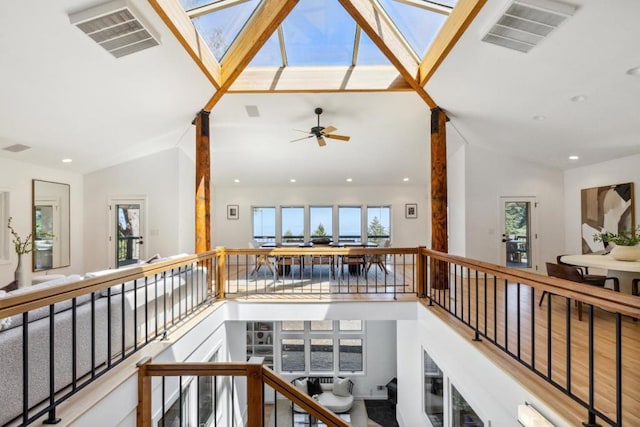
[227,204,239,220]
[405,203,417,219]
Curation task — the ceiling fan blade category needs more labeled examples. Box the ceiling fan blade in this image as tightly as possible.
[321,125,337,134]
[324,133,350,141]
[317,136,327,147]
[291,135,313,142]
[293,129,311,134]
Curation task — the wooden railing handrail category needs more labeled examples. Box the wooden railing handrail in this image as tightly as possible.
[137,361,349,427]
[0,251,217,319]
[423,248,640,318]
[223,246,418,256]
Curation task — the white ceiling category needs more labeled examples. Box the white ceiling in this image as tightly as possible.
[1,0,639,185]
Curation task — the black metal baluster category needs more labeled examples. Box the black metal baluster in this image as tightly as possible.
[547,294,552,380]
[144,276,149,344]
[22,312,29,425]
[45,304,60,424]
[121,282,126,359]
[162,376,166,427]
[72,298,77,391]
[493,276,497,343]
[504,279,509,353]
[516,282,521,359]
[585,305,597,427]
[616,312,622,426]
[91,292,96,377]
[107,288,112,367]
[566,298,571,394]
[484,273,488,337]
[133,279,138,351]
[531,286,535,371]
[466,268,471,325]
[473,270,481,341]
[179,376,183,427]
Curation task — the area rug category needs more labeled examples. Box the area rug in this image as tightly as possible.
[364,400,398,427]
[268,399,368,427]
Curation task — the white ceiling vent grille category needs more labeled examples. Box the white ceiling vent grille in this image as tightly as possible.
[69,0,160,58]
[482,0,577,53]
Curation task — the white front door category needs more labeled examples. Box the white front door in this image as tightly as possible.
[108,197,146,269]
[499,197,538,270]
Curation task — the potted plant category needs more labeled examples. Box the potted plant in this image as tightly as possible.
[593,227,640,261]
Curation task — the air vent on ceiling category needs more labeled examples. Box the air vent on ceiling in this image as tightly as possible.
[482,0,577,53]
[69,0,160,58]
[3,144,30,153]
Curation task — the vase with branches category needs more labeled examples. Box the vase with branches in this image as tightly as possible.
[7,217,33,287]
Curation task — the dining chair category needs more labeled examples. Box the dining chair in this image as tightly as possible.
[541,262,619,321]
[366,239,390,275]
[248,240,274,276]
[556,255,611,286]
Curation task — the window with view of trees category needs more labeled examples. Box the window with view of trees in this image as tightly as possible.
[281,206,304,243]
[310,206,332,239]
[252,207,276,244]
[338,206,362,242]
[367,206,390,243]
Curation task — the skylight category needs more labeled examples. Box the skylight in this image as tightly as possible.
[282,0,356,66]
[188,0,261,61]
[378,0,450,58]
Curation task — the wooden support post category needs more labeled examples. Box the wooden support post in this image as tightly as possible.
[216,247,226,299]
[195,110,211,255]
[431,107,449,290]
[246,363,264,427]
[416,246,427,297]
[136,359,152,427]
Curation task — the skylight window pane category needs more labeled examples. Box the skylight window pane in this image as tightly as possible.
[282,0,355,66]
[180,0,216,10]
[356,31,391,65]
[191,0,260,61]
[378,0,448,58]
[249,32,282,67]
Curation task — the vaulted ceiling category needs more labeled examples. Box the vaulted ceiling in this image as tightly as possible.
[1,0,639,186]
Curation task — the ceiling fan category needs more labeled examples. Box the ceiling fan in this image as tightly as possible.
[291,108,351,147]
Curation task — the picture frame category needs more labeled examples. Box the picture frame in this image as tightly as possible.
[227,204,239,220]
[405,203,418,219]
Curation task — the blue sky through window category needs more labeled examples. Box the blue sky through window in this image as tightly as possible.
[253,207,275,238]
[310,206,332,236]
[339,207,362,239]
[282,207,304,238]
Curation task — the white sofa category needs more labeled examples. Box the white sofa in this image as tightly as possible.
[292,376,355,413]
[0,256,208,426]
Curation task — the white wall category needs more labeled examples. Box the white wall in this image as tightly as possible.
[212,185,430,248]
[464,145,565,270]
[448,142,466,256]
[83,147,194,272]
[564,153,640,254]
[0,157,83,285]
[396,304,569,427]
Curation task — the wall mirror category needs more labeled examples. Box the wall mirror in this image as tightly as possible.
[32,180,70,271]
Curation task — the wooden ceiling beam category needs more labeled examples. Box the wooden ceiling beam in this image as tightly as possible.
[338,0,436,108]
[147,0,222,90]
[229,66,412,92]
[204,0,299,111]
[419,0,487,87]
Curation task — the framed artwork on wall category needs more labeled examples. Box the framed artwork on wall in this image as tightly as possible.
[227,204,239,220]
[405,203,418,219]
[581,182,634,253]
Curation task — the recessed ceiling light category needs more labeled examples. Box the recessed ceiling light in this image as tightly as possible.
[570,95,587,103]
[233,179,240,183]
[290,178,296,183]
[62,158,73,163]
[346,178,352,182]
[569,155,579,160]
[626,66,640,76]
[403,178,410,182]
[533,115,546,121]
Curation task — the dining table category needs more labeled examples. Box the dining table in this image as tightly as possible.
[560,254,640,295]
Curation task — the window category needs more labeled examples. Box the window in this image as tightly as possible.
[198,350,220,427]
[451,384,484,427]
[310,339,333,371]
[282,339,306,372]
[252,207,276,244]
[339,339,363,372]
[281,206,304,243]
[423,350,444,426]
[367,206,390,243]
[338,206,362,242]
[278,321,364,375]
[309,206,332,239]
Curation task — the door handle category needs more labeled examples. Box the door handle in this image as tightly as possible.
[501,239,507,242]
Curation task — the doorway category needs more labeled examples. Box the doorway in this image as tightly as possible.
[108,198,146,269]
[499,197,537,270]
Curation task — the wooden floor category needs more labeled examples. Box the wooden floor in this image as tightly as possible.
[433,276,639,427]
[232,266,638,426]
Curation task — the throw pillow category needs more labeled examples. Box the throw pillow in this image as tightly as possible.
[0,291,11,331]
[333,377,351,397]
[307,377,323,396]
[294,378,308,395]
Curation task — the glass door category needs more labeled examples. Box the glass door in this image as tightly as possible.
[108,197,146,269]
[500,197,537,269]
